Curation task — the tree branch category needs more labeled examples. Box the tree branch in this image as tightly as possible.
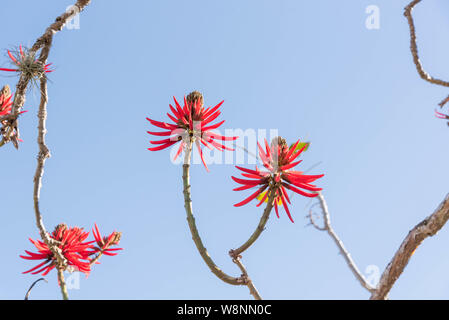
[404,0,449,89]
[370,193,449,300]
[28,0,92,299]
[308,192,376,293]
[182,140,244,286]
[232,256,262,300]
[310,192,449,299]
[182,139,263,299]
[1,0,91,147]
[230,188,275,258]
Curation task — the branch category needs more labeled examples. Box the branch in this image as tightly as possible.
[227,191,276,300]
[182,139,263,299]
[311,192,449,299]
[404,0,449,89]
[57,268,69,300]
[28,0,92,299]
[32,58,71,294]
[232,256,261,300]
[1,0,91,146]
[230,188,275,258]
[308,192,376,293]
[182,141,244,285]
[404,0,449,110]
[370,193,449,300]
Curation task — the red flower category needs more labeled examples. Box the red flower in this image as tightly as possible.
[146,91,237,171]
[20,224,94,276]
[0,45,53,74]
[89,223,123,258]
[232,137,324,223]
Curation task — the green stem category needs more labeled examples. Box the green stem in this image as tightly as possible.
[182,140,244,286]
[57,268,69,300]
[231,189,276,257]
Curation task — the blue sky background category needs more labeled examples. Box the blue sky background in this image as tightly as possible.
[0,0,448,300]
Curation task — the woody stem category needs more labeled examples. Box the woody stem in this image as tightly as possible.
[57,268,69,300]
[231,188,276,257]
[182,140,244,286]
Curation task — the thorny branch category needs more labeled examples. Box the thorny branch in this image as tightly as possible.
[307,192,376,293]
[404,0,449,107]
[182,140,263,300]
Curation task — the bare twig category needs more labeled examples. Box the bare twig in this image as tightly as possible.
[24,278,47,300]
[404,0,449,89]
[311,192,449,299]
[370,193,449,300]
[32,56,71,297]
[438,94,449,108]
[232,256,262,300]
[308,192,376,293]
[404,0,449,110]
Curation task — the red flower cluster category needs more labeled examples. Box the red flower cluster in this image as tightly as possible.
[20,224,122,277]
[91,223,122,259]
[232,138,324,223]
[147,92,237,171]
[0,45,53,74]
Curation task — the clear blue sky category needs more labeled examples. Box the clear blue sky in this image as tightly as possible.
[1,0,448,299]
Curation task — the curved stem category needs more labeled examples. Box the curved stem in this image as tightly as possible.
[33,62,69,299]
[404,0,449,88]
[29,0,93,300]
[182,140,244,286]
[230,189,276,258]
[24,278,47,300]
[309,193,375,293]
